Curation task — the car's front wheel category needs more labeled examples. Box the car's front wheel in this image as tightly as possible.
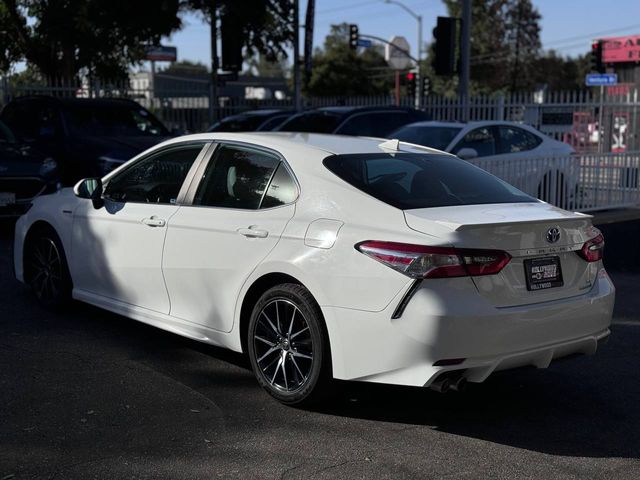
[25,228,72,310]
[247,283,330,405]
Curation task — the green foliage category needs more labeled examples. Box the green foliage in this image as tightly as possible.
[244,54,289,78]
[160,60,209,75]
[0,0,182,82]
[186,0,294,63]
[305,23,395,97]
[441,0,542,93]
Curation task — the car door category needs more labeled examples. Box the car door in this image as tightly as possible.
[70,142,208,313]
[162,142,298,333]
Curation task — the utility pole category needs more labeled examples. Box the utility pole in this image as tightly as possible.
[293,0,301,111]
[459,0,471,120]
[208,0,218,126]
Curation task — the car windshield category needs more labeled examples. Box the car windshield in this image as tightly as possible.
[64,104,169,137]
[277,111,342,133]
[0,120,16,143]
[209,114,271,132]
[391,125,463,151]
[323,153,535,209]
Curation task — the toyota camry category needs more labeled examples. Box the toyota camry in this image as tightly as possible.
[13,132,615,405]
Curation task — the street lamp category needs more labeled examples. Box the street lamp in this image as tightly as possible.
[383,0,423,109]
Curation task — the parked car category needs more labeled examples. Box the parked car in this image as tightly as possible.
[13,132,614,405]
[276,106,430,137]
[0,119,60,217]
[208,109,296,132]
[1,96,172,184]
[389,121,577,206]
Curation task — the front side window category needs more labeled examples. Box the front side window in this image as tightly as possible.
[193,145,281,209]
[497,126,542,153]
[104,144,203,204]
[452,127,497,157]
[323,153,534,209]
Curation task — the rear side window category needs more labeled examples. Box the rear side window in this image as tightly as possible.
[497,126,542,153]
[193,145,281,209]
[323,153,534,209]
[452,127,497,157]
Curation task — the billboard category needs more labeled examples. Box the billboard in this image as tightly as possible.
[146,46,177,62]
[602,35,640,63]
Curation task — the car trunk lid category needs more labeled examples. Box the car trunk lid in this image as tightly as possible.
[404,202,600,307]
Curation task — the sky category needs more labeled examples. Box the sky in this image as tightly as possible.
[157,0,640,71]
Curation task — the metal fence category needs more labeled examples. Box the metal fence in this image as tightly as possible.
[471,152,640,212]
[1,80,639,154]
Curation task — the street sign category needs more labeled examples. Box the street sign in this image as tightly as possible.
[146,46,177,62]
[357,39,372,48]
[585,73,618,87]
[385,36,411,71]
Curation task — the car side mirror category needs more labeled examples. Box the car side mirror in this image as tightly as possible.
[73,177,104,209]
[456,147,479,160]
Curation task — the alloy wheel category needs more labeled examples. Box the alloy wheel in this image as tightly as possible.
[29,237,64,303]
[253,298,314,393]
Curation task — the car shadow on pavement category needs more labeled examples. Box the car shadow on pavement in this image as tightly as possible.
[315,323,640,459]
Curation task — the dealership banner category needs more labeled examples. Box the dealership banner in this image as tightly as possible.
[602,35,640,63]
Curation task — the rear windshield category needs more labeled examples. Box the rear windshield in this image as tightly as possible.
[277,111,342,133]
[391,125,462,151]
[323,153,535,209]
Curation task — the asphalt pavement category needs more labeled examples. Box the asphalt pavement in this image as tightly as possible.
[1,219,640,479]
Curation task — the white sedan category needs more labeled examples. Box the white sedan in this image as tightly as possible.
[13,132,614,405]
[389,121,577,207]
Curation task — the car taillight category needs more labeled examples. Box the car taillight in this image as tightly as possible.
[577,233,604,262]
[355,241,511,279]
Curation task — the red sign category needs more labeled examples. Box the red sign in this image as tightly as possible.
[602,35,640,63]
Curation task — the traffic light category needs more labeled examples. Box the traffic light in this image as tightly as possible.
[422,77,431,97]
[432,16,457,76]
[590,40,604,73]
[221,12,243,71]
[349,24,359,51]
[406,72,416,97]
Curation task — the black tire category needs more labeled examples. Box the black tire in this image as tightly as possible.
[24,227,72,310]
[247,283,331,406]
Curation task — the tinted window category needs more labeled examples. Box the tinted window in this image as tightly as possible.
[0,120,16,143]
[261,163,298,208]
[2,101,60,140]
[277,111,342,133]
[452,127,497,157]
[209,115,268,132]
[337,112,420,137]
[497,126,542,153]
[391,125,463,150]
[258,114,291,131]
[194,145,280,209]
[323,153,534,209]
[104,144,202,204]
[64,104,168,137]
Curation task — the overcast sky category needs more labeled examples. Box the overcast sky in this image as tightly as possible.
[159,0,640,69]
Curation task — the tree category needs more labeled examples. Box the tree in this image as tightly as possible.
[0,0,182,83]
[531,51,590,91]
[160,60,209,76]
[441,0,541,93]
[244,54,289,78]
[186,0,294,63]
[305,23,394,97]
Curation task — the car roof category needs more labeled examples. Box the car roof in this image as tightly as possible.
[398,120,531,129]
[158,132,445,157]
[223,109,294,119]
[313,106,425,115]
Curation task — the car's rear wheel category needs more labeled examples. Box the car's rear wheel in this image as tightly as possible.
[247,283,330,405]
[25,229,72,309]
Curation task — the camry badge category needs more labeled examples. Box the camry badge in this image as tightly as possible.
[546,227,561,244]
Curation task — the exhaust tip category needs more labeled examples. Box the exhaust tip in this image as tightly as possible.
[429,377,451,393]
[450,376,468,393]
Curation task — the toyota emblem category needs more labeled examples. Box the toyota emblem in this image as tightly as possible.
[546,227,561,244]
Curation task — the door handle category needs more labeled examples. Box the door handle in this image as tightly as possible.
[142,216,166,227]
[237,227,269,238]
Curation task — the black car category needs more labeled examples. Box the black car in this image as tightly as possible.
[208,109,295,132]
[0,120,60,217]
[276,106,431,137]
[1,96,172,184]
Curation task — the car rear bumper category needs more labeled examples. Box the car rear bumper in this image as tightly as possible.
[322,269,615,387]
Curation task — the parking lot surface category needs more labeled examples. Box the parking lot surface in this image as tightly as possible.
[1,221,640,479]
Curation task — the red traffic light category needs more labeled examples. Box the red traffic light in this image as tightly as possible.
[406,73,415,80]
